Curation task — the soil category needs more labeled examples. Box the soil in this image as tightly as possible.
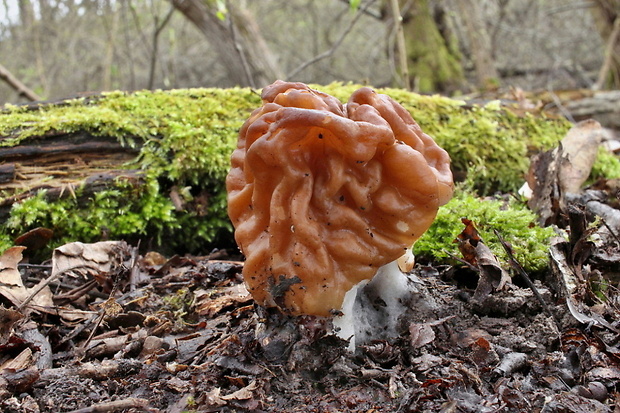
[1,229,620,413]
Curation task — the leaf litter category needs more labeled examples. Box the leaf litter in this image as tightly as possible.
[1,123,620,412]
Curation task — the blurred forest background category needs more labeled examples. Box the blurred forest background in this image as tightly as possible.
[0,0,618,105]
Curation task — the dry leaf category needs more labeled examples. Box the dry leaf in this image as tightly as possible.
[409,323,436,349]
[456,219,511,302]
[527,119,606,226]
[194,284,251,318]
[51,241,129,282]
[220,380,258,401]
[0,246,53,309]
[0,305,23,344]
[559,119,605,195]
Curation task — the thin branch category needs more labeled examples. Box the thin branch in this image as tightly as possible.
[0,63,41,102]
[148,4,176,89]
[287,0,376,80]
[227,1,256,89]
[494,229,560,327]
[388,0,409,89]
[594,15,620,90]
[335,0,382,19]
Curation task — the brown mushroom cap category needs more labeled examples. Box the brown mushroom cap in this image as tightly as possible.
[226,81,453,316]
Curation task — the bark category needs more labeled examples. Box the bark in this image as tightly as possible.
[18,0,34,27]
[387,0,410,89]
[454,0,499,90]
[169,0,283,88]
[0,130,141,217]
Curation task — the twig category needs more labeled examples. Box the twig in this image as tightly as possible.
[601,217,620,245]
[335,0,382,19]
[445,250,479,272]
[0,63,42,102]
[494,230,560,326]
[546,90,575,123]
[227,0,256,88]
[388,0,410,89]
[148,4,176,89]
[287,0,376,79]
[594,16,620,90]
[64,397,151,413]
[18,264,97,311]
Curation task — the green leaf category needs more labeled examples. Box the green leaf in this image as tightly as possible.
[349,0,361,11]
[215,0,227,21]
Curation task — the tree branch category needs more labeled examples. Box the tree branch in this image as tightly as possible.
[287,0,376,80]
[0,63,42,102]
[389,0,410,89]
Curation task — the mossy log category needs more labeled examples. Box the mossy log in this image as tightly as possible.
[0,85,576,258]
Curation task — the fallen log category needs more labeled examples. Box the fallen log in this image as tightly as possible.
[0,86,579,257]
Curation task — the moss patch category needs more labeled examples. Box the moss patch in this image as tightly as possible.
[415,189,555,272]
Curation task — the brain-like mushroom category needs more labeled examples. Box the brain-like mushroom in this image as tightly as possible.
[226,81,453,316]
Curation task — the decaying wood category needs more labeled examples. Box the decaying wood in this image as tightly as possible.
[0,129,142,219]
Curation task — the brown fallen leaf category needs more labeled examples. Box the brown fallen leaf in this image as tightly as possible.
[409,316,454,349]
[220,380,258,401]
[0,306,23,344]
[14,227,54,253]
[527,119,606,226]
[51,241,130,282]
[558,119,605,195]
[0,246,53,310]
[456,218,511,302]
[409,323,435,349]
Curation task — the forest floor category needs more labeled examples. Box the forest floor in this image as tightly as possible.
[1,191,620,413]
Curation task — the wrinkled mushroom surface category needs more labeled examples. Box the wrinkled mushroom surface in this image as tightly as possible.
[226,81,453,316]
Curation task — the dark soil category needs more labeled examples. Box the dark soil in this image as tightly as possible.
[2,233,620,413]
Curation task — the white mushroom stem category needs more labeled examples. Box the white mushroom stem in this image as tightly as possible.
[333,249,423,352]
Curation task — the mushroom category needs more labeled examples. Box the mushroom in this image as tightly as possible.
[226,81,453,320]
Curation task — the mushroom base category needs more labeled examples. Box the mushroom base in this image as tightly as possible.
[333,260,439,352]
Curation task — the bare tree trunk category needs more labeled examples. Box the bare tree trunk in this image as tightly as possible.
[387,0,410,89]
[454,0,499,90]
[18,0,34,27]
[388,0,464,93]
[169,0,283,88]
[591,0,620,89]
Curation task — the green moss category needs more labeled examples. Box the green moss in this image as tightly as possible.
[591,147,620,181]
[5,177,177,249]
[416,188,555,273]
